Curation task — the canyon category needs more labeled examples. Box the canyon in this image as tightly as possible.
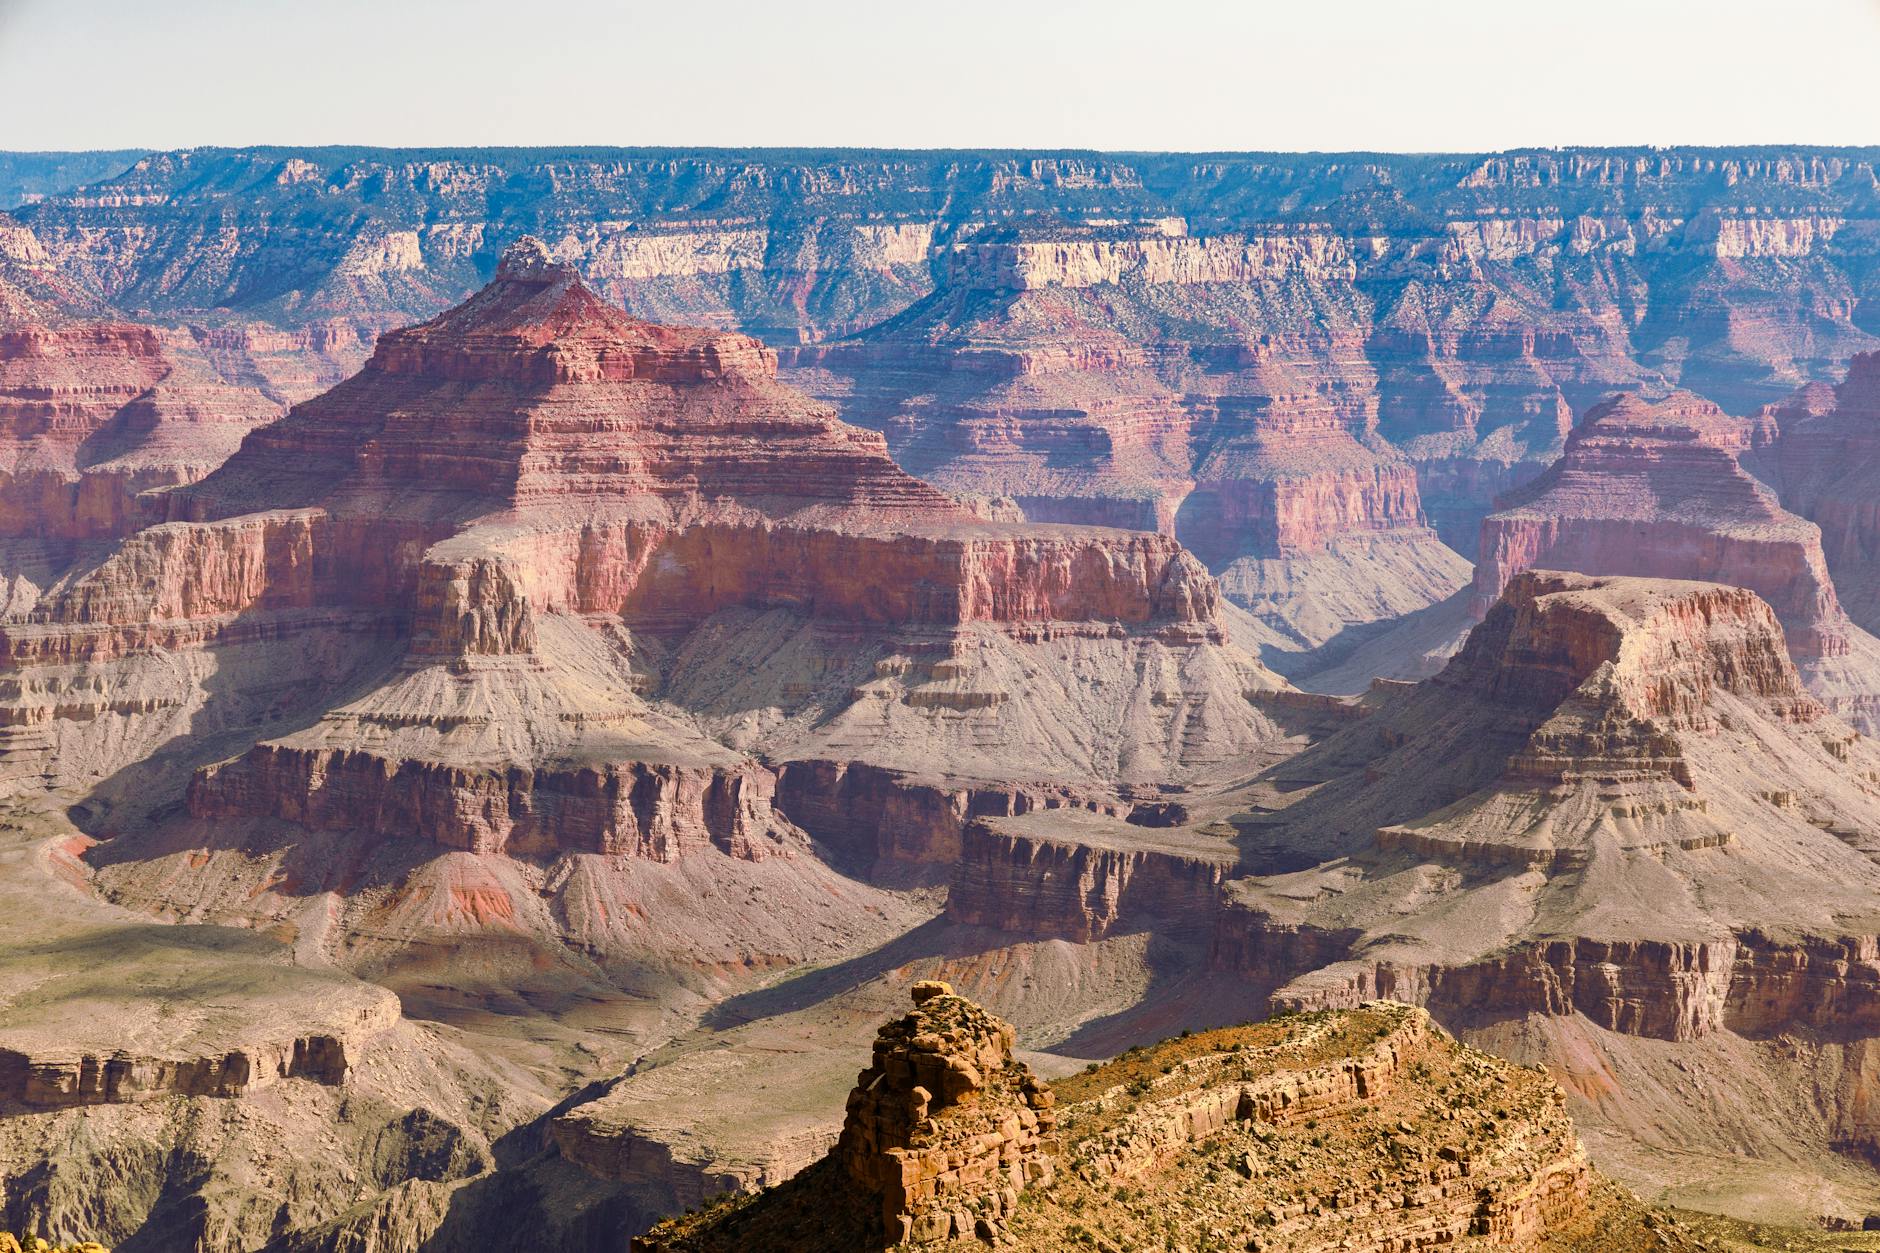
[3,148,1880,1252]
[9,146,1880,655]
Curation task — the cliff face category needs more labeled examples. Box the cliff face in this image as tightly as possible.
[1773,352,1880,635]
[636,998,1636,1253]
[1468,391,1880,728]
[1476,394,1833,638]
[4,239,1282,988]
[945,820,1232,942]
[1256,932,1880,1046]
[0,314,282,594]
[18,147,1880,654]
[22,148,1875,413]
[185,744,796,860]
[785,235,1470,648]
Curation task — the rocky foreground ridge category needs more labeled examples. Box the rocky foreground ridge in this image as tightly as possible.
[639,986,1670,1252]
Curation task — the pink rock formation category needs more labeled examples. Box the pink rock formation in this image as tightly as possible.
[786,222,1471,648]
[0,315,281,549]
[2,237,1279,886]
[1471,391,1880,728]
[1773,352,1880,632]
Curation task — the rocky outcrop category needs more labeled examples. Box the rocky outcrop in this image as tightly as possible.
[0,1022,383,1110]
[1474,393,1863,660]
[638,1000,1624,1253]
[1453,570,1818,731]
[632,981,1058,1250]
[945,821,1232,942]
[771,760,1114,868]
[835,982,1055,1245]
[1256,931,1880,1044]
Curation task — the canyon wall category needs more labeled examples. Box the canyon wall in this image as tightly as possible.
[13,147,1880,647]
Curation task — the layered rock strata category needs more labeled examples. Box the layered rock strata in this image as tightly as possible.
[945,817,1233,942]
[1772,351,1880,634]
[0,1005,395,1110]
[0,309,285,621]
[1455,391,1880,726]
[835,981,1055,1245]
[26,145,1878,553]
[787,224,1471,649]
[638,1000,1635,1252]
[0,231,1288,1100]
[1207,572,1880,1048]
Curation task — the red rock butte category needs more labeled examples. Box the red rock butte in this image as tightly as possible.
[6,236,1282,894]
[159,236,1225,638]
[1468,389,1880,729]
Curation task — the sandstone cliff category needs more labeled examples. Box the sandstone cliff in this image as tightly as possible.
[636,996,1658,1252]
[0,239,1285,1089]
[21,146,1880,658]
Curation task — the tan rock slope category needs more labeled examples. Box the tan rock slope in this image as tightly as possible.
[637,990,1668,1252]
[901,570,1880,1217]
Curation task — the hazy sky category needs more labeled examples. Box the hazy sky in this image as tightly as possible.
[2,0,1878,153]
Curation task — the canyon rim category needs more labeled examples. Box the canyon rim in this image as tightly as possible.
[7,1,1880,1249]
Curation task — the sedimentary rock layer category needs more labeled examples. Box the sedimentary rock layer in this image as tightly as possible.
[20,146,1880,650]
[637,1000,1627,1252]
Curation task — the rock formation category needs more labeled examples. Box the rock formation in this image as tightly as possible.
[1771,352,1880,635]
[636,997,1666,1252]
[1219,571,1880,986]
[945,815,1233,943]
[0,234,1278,814]
[1311,388,1880,719]
[12,145,1880,1247]
[0,236,1282,1160]
[787,220,1472,650]
[878,570,1880,1220]
[17,147,1880,657]
[0,301,285,617]
[1467,390,1880,728]
[835,980,1055,1245]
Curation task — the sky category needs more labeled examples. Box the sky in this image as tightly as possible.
[2,0,1878,153]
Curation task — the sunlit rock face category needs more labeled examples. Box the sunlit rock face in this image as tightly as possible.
[17,147,1880,650]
